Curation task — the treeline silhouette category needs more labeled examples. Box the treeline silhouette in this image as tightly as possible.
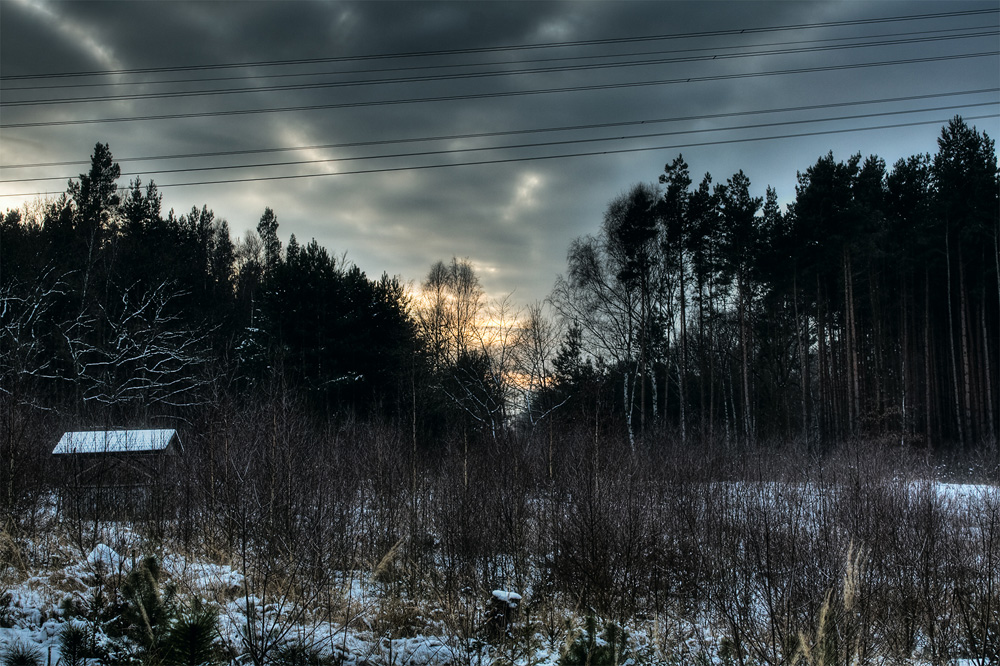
[2,142,421,424]
[0,116,996,459]
[546,116,998,450]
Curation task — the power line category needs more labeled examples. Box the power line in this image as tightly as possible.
[4,100,995,185]
[6,88,992,170]
[3,114,995,199]
[5,29,996,107]
[3,51,995,129]
[2,24,989,93]
[3,7,994,81]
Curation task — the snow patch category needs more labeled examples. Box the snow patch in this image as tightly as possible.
[492,589,522,607]
[86,543,125,571]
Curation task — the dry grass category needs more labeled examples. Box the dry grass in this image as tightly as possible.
[2,404,996,664]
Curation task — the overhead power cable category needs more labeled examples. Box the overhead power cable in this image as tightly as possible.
[6,88,992,170]
[2,114,996,199]
[3,51,996,129]
[3,100,996,184]
[2,24,991,93]
[5,29,996,107]
[2,7,994,81]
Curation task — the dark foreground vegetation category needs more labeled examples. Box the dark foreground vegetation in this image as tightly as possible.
[0,117,997,663]
[2,418,999,665]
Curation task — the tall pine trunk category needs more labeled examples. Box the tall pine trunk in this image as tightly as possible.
[698,279,706,442]
[817,275,828,442]
[843,248,860,434]
[924,268,933,447]
[639,287,647,436]
[946,230,965,445]
[739,269,751,443]
[981,296,995,442]
[794,271,809,443]
[679,248,687,446]
[901,277,909,445]
[995,226,1000,440]
[958,243,974,444]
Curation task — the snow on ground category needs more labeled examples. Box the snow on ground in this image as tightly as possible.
[933,481,999,502]
[85,543,124,571]
[2,480,996,664]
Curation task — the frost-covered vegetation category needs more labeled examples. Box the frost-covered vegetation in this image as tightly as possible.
[1,425,998,665]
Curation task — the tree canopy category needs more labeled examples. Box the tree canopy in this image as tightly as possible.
[2,118,997,451]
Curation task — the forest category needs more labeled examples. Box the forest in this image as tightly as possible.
[0,117,998,665]
[1,116,997,451]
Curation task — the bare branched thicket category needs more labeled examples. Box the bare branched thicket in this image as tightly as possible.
[3,392,996,664]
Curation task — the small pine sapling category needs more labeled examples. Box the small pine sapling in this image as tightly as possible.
[117,555,177,663]
[272,640,326,665]
[560,614,629,666]
[0,640,42,666]
[58,620,90,666]
[162,598,222,666]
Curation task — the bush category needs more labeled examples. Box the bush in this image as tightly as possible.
[58,621,90,666]
[162,599,221,666]
[560,615,629,666]
[272,640,327,665]
[114,555,177,663]
[0,640,41,666]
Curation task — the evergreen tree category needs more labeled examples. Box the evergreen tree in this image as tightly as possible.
[932,116,999,445]
[717,170,763,442]
[257,207,282,275]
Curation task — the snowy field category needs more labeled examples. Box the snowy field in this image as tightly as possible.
[1,480,997,665]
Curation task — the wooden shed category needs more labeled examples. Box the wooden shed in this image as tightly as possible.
[53,429,182,520]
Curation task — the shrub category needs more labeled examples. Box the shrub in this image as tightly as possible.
[0,640,41,666]
[272,640,327,665]
[560,614,629,666]
[115,555,177,663]
[58,620,89,666]
[162,598,221,666]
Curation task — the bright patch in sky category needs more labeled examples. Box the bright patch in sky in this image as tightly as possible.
[502,172,542,222]
[15,0,122,73]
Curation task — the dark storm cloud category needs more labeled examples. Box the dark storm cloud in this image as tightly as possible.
[2,0,997,303]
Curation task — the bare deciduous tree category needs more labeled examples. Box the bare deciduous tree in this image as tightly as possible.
[63,280,212,409]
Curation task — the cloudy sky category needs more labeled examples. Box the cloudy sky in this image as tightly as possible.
[1,0,997,305]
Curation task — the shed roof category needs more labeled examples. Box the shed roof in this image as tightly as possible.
[53,429,180,455]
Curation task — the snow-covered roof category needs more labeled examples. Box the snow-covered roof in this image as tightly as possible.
[52,429,180,455]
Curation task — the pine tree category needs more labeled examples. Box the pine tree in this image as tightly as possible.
[162,599,221,666]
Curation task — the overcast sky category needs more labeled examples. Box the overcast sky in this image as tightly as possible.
[1,0,997,305]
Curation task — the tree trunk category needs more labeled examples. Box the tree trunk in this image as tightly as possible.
[663,315,671,432]
[624,371,635,451]
[708,278,716,444]
[983,293,996,443]
[794,271,809,444]
[924,268,933,447]
[548,417,554,481]
[739,269,751,443]
[412,355,418,505]
[817,275,827,442]
[995,226,1000,440]
[958,243,974,444]
[640,278,647,435]
[946,230,965,445]
[679,249,687,446]
[699,279,706,442]
[844,249,860,434]
[901,280,908,446]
